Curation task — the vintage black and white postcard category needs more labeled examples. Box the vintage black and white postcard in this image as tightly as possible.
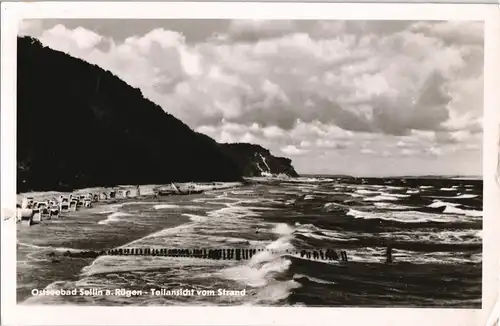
[1,2,499,326]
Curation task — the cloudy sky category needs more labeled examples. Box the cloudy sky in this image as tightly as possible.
[19,19,483,177]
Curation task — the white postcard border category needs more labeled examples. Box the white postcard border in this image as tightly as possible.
[1,2,499,326]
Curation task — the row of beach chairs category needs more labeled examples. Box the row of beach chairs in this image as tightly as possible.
[16,187,141,226]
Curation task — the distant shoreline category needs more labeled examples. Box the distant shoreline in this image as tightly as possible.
[15,182,244,205]
[298,174,483,180]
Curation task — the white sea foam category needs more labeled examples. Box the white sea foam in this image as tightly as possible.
[372,229,482,244]
[154,204,202,210]
[453,194,478,199]
[373,202,410,210]
[181,213,208,222]
[440,187,456,191]
[443,206,482,217]
[98,211,133,225]
[294,222,351,242]
[428,194,479,200]
[348,247,481,264]
[296,177,334,183]
[347,208,462,223]
[385,186,405,190]
[356,189,380,195]
[218,222,299,304]
[419,186,433,189]
[17,242,86,253]
[427,200,460,208]
[406,189,420,194]
[380,192,411,198]
[271,223,295,237]
[293,274,336,285]
[363,195,399,202]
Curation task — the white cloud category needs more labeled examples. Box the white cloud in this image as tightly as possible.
[360,148,376,155]
[20,20,483,176]
[41,24,103,50]
[281,145,307,156]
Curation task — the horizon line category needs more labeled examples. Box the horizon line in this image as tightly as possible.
[297,173,483,179]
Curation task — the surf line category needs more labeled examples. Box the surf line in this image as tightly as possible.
[46,247,350,262]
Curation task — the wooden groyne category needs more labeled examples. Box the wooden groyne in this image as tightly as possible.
[51,248,350,262]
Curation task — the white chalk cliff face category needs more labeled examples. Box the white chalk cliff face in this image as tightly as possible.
[255,154,272,177]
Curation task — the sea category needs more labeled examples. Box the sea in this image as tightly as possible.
[17,176,482,307]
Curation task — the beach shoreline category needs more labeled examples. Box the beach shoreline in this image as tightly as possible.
[15,181,244,205]
[16,182,243,303]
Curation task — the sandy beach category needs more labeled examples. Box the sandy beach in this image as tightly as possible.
[16,182,242,303]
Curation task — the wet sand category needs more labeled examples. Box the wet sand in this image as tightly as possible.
[17,195,194,303]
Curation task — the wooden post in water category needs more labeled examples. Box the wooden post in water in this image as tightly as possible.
[386,244,393,264]
[341,250,348,262]
[235,249,241,261]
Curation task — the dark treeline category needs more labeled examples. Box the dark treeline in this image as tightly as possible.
[17,37,298,192]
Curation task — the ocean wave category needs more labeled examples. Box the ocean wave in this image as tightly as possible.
[17,242,86,253]
[271,223,295,237]
[440,188,456,191]
[380,192,411,198]
[323,202,347,211]
[427,194,479,200]
[376,229,482,244]
[98,211,133,225]
[453,194,478,199]
[373,202,411,210]
[363,195,399,202]
[419,186,433,189]
[295,177,335,183]
[427,200,460,208]
[252,280,302,304]
[154,204,202,210]
[19,179,483,307]
[293,273,336,285]
[406,189,420,194]
[121,201,158,207]
[348,247,481,264]
[443,206,482,217]
[356,189,380,195]
[389,250,482,264]
[294,222,351,242]
[347,208,461,223]
[81,254,231,277]
[218,223,299,304]
[181,213,208,222]
[95,204,123,215]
